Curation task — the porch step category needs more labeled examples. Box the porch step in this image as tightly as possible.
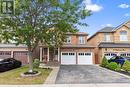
[46,61,60,66]
[39,61,60,68]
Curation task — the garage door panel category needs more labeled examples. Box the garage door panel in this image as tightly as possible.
[104,53,117,59]
[0,51,11,59]
[61,52,76,65]
[13,51,28,65]
[78,52,93,65]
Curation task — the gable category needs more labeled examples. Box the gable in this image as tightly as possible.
[114,25,130,36]
[88,20,130,41]
[113,20,130,31]
[125,20,130,28]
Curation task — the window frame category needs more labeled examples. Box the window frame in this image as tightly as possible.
[104,33,111,42]
[120,30,128,41]
[66,36,71,44]
[78,36,85,44]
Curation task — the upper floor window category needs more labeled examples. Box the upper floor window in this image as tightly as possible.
[104,33,111,42]
[78,36,85,44]
[120,31,128,41]
[66,36,71,44]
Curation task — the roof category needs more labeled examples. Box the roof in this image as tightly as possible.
[0,44,27,48]
[61,44,95,48]
[88,20,130,41]
[98,27,115,33]
[66,32,88,36]
[98,43,130,48]
[88,27,115,40]
[113,20,130,31]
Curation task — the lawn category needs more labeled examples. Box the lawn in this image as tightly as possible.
[0,66,52,85]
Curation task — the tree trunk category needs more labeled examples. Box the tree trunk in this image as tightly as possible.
[28,51,33,72]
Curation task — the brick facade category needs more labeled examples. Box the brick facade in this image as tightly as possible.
[2,21,130,65]
[88,20,130,63]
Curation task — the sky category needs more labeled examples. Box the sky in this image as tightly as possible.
[79,0,130,37]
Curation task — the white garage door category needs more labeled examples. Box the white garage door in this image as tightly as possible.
[78,52,93,65]
[61,52,76,65]
[104,53,116,60]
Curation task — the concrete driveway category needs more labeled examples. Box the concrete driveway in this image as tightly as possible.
[55,65,130,84]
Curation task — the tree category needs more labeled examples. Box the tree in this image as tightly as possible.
[0,0,91,73]
[100,56,109,67]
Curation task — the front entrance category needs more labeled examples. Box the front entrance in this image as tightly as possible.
[42,47,59,63]
[49,48,58,61]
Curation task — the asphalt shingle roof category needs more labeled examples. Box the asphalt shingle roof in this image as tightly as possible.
[98,27,115,33]
[98,43,130,48]
[62,44,95,48]
[0,44,27,48]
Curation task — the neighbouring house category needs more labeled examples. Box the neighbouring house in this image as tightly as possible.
[1,20,130,65]
[0,44,39,65]
[87,20,130,63]
[0,44,28,64]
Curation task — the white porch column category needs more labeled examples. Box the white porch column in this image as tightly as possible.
[47,47,49,61]
[40,47,43,62]
[58,47,60,61]
[11,50,13,58]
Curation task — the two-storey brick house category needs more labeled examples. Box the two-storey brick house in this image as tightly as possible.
[88,20,130,63]
[39,32,96,65]
[1,20,130,65]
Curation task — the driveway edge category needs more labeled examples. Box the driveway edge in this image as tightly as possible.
[98,65,130,79]
[44,67,60,84]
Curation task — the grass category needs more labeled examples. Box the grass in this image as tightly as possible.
[0,66,52,85]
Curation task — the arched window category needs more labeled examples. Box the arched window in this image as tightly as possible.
[120,31,128,41]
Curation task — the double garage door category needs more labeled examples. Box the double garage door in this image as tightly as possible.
[104,53,130,59]
[0,51,28,65]
[61,52,93,65]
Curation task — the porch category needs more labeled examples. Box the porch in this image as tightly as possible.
[39,47,60,66]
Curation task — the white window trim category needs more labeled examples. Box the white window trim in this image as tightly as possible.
[66,36,71,44]
[104,33,111,42]
[120,35,128,41]
[120,31,128,41]
[78,36,85,44]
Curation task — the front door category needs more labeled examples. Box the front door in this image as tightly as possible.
[49,48,58,61]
